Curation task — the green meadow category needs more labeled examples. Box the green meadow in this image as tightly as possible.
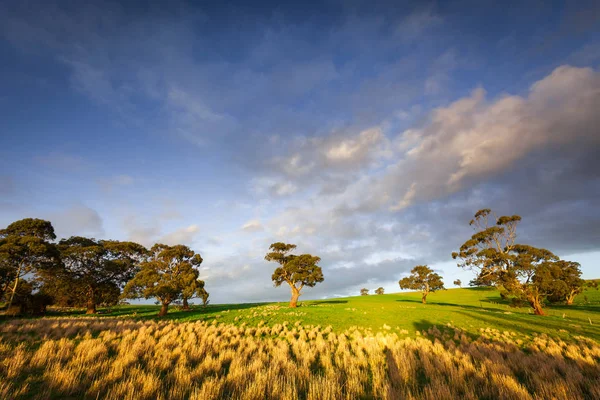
[44,285,600,342]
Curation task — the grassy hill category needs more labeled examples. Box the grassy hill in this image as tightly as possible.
[46,285,600,342]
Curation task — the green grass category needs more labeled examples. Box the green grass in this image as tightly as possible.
[41,284,600,342]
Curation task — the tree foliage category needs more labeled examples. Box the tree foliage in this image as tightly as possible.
[452,209,586,315]
[55,237,147,313]
[375,287,384,295]
[360,288,369,296]
[122,244,203,316]
[453,279,462,287]
[0,218,59,312]
[399,265,444,304]
[265,242,324,308]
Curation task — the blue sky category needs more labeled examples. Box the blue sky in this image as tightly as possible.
[1,0,599,303]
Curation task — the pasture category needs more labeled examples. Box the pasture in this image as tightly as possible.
[1,286,599,399]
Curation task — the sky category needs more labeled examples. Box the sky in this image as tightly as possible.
[1,0,599,304]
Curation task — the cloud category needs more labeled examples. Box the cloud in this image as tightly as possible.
[159,225,200,246]
[50,205,104,239]
[242,219,264,232]
[384,66,600,210]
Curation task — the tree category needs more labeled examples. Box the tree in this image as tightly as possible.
[265,242,324,308]
[122,244,203,316]
[0,218,59,313]
[541,261,592,305]
[375,287,384,295]
[198,285,210,307]
[56,237,147,313]
[452,209,564,315]
[453,279,462,287]
[360,288,369,296]
[180,271,206,311]
[399,265,444,304]
[469,274,494,287]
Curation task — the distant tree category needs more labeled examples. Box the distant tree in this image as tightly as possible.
[452,209,569,315]
[453,279,462,287]
[469,274,494,287]
[56,237,147,313]
[399,265,444,304]
[122,244,203,316]
[265,242,324,308]
[0,218,59,312]
[375,287,384,295]
[198,285,210,307]
[360,288,369,296]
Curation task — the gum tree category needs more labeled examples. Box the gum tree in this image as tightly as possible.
[375,287,384,295]
[265,242,324,308]
[57,237,147,313]
[0,218,59,312]
[123,244,203,316]
[452,209,573,315]
[399,265,444,304]
[360,288,369,296]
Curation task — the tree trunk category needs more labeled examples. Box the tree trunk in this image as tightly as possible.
[85,287,97,314]
[566,291,575,305]
[86,299,97,314]
[289,287,301,308]
[6,264,23,314]
[159,303,169,316]
[529,295,545,316]
[182,297,190,311]
[421,292,427,304]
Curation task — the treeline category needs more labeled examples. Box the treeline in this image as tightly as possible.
[0,218,208,316]
[1,208,596,317]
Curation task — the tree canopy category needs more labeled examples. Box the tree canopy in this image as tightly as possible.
[360,288,369,296]
[54,237,147,313]
[452,209,586,315]
[0,218,59,312]
[399,265,444,304]
[375,287,384,295]
[122,244,203,316]
[265,242,324,308]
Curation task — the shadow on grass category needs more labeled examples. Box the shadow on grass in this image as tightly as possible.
[307,300,348,305]
[454,310,600,341]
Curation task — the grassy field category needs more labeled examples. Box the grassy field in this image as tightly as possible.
[44,285,600,342]
[1,286,599,399]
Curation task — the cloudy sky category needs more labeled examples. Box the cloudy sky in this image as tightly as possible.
[1,0,599,303]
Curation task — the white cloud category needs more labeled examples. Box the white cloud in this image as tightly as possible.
[242,219,263,232]
[159,224,200,246]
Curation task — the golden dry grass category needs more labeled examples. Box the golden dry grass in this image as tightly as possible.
[0,318,599,399]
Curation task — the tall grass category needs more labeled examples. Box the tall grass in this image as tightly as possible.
[0,318,598,399]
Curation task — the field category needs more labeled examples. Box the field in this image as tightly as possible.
[1,287,599,399]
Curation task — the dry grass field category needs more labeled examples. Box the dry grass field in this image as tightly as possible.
[1,317,599,400]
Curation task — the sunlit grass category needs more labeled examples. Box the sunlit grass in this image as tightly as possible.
[0,317,599,399]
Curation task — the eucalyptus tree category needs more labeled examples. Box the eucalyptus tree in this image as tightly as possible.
[57,237,147,313]
[452,209,583,315]
[0,218,59,312]
[265,242,324,308]
[123,244,203,316]
[399,265,444,304]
